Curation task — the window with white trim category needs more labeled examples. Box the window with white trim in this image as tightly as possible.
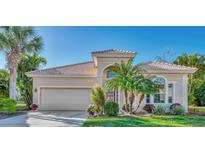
[106,71,117,79]
[168,83,173,103]
[106,70,118,102]
[154,77,166,103]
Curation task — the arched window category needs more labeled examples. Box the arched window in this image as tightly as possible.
[106,71,117,79]
[153,77,166,103]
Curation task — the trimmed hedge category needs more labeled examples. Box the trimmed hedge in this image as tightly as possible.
[15,104,29,111]
[0,98,17,114]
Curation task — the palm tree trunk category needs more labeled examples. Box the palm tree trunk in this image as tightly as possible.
[9,67,17,99]
[129,92,135,113]
[124,91,128,112]
[136,93,145,111]
[8,50,22,100]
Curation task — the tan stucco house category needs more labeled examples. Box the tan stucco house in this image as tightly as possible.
[26,49,197,112]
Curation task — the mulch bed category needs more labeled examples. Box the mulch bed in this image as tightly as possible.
[0,111,27,120]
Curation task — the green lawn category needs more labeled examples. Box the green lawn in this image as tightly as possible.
[83,115,205,127]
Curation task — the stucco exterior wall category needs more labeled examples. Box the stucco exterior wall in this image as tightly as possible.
[97,57,131,111]
[33,77,97,105]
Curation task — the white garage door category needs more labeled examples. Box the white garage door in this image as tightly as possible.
[40,88,92,110]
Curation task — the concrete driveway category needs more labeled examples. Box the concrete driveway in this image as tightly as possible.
[0,111,87,127]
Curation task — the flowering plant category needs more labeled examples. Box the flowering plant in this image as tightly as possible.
[30,104,38,111]
[86,104,95,116]
[143,104,155,113]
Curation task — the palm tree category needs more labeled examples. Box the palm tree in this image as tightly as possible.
[0,27,43,99]
[17,53,46,105]
[105,58,137,112]
[105,58,157,113]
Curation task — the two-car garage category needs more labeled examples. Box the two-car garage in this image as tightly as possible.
[26,61,98,111]
[39,87,92,110]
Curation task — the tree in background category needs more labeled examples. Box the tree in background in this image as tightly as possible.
[173,53,205,105]
[17,53,46,105]
[0,27,43,99]
[0,69,9,98]
[194,83,205,106]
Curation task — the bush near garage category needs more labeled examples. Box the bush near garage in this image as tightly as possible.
[91,86,105,115]
[15,103,29,111]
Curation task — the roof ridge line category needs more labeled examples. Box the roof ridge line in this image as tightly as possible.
[92,49,136,54]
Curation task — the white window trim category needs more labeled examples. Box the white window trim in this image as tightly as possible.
[150,75,168,104]
[145,78,176,105]
[168,81,176,104]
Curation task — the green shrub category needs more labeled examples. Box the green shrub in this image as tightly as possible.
[170,103,185,115]
[91,86,105,115]
[86,104,95,113]
[188,94,196,105]
[189,106,205,113]
[0,98,17,114]
[153,105,165,115]
[0,69,9,98]
[194,83,205,106]
[104,101,119,116]
[15,104,29,111]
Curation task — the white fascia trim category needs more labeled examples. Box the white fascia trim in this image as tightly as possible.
[142,71,196,74]
[27,75,97,78]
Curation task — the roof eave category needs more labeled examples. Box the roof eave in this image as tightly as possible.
[141,70,197,74]
[25,73,97,78]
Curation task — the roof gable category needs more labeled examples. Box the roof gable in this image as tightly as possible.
[92,49,136,67]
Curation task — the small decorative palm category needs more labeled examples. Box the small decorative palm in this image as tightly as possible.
[91,86,105,115]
